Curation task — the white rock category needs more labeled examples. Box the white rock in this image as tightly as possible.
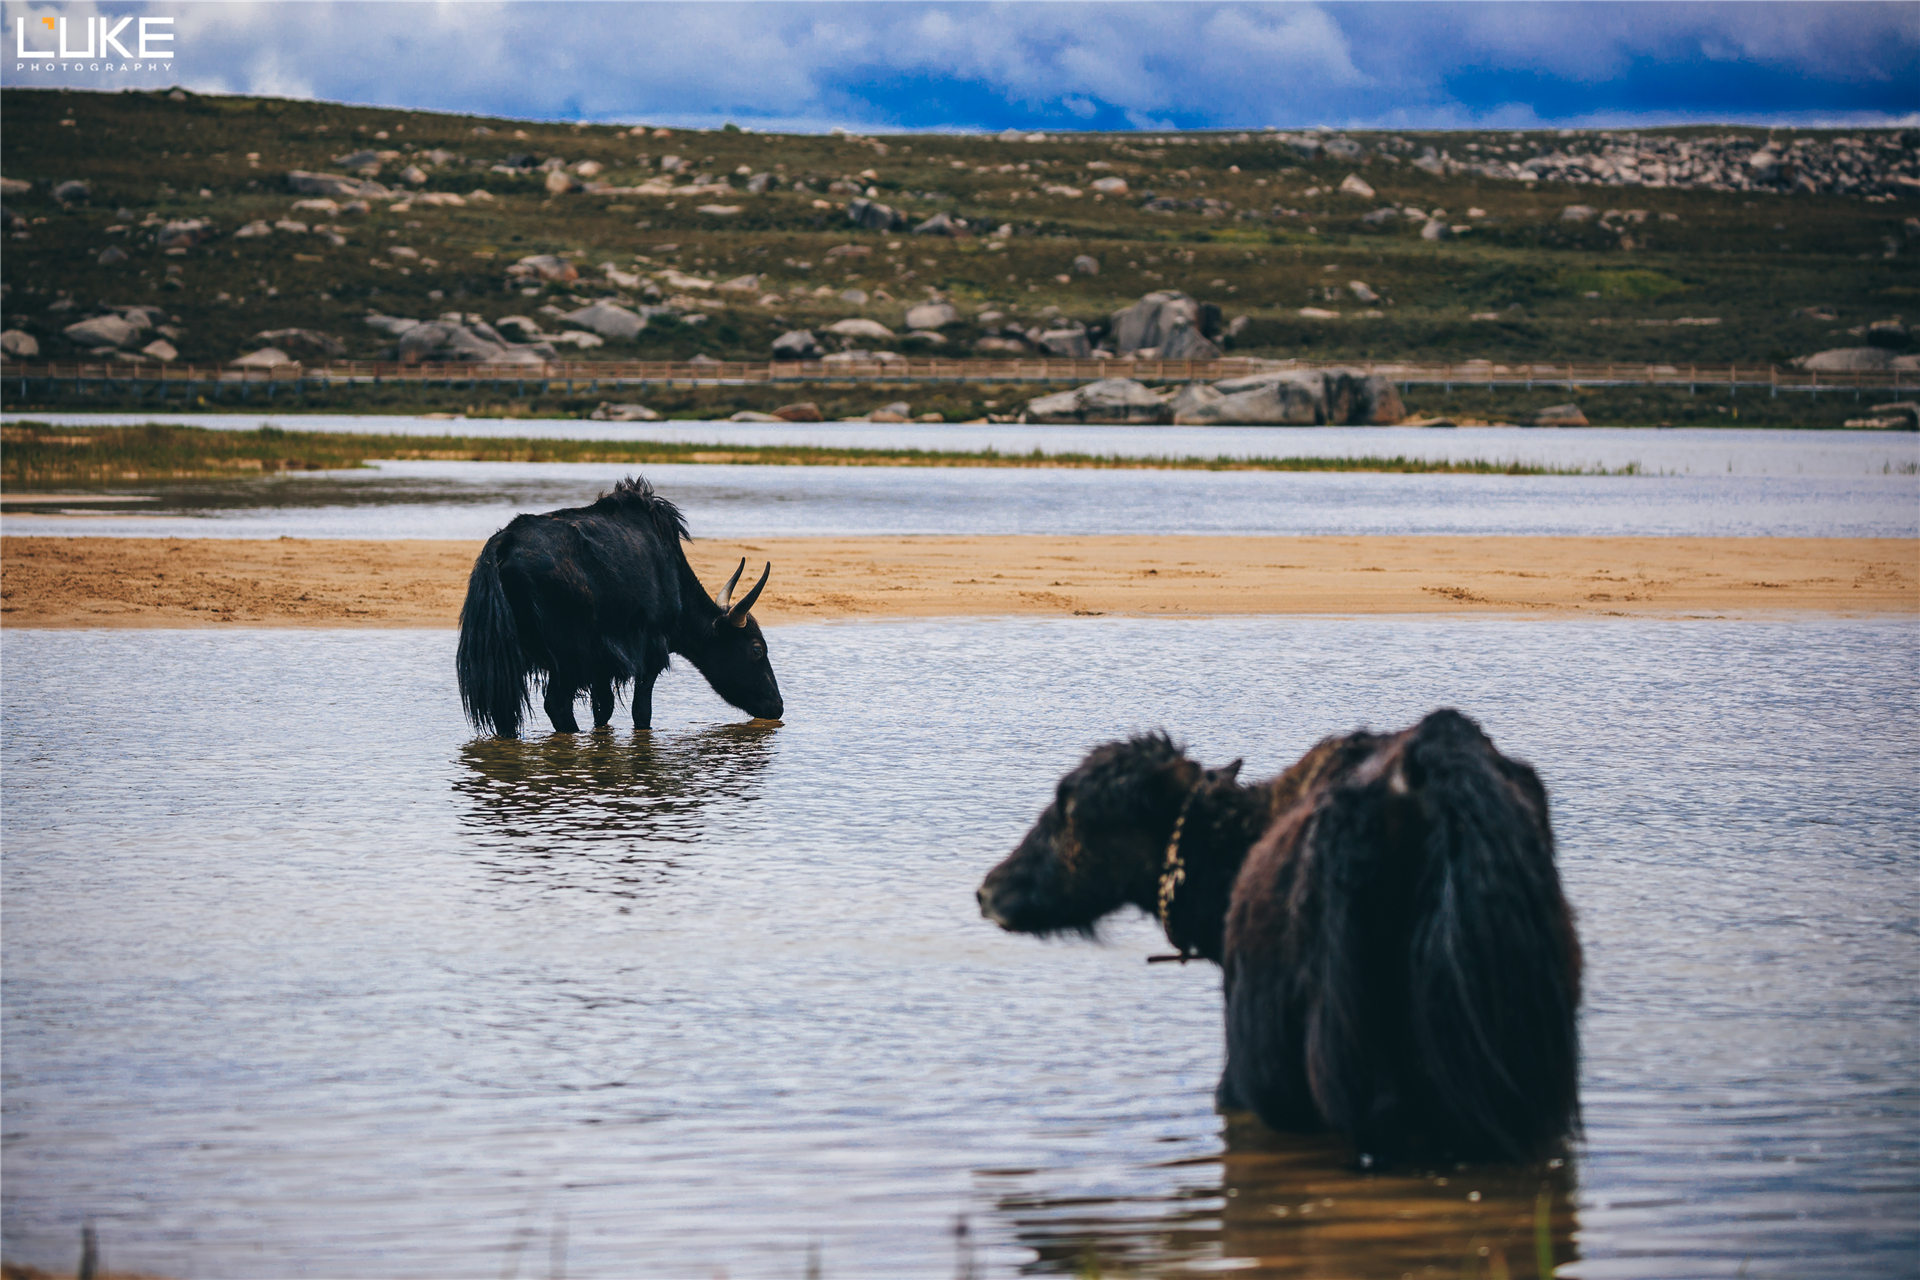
[905,302,960,329]
[826,318,894,340]
[1338,173,1375,199]
[63,314,138,348]
[1024,378,1167,424]
[141,339,178,362]
[1091,177,1128,195]
[1,329,41,358]
[560,301,646,340]
[231,347,294,367]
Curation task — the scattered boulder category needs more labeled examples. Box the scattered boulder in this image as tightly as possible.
[62,314,138,348]
[847,197,908,232]
[1,330,40,359]
[560,300,646,340]
[1072,254,1100,276]
[1420,219,1452,241]
[1791,305,1839,321]
[904,301,960,330]
[53,180,89,204]
[1846,401,1918,430]
[1349,280,1380,303]
[1794,347,1898,372]
[506,254,578,283]
[974,336,1028,354]
[839,289,869,305]
[250,328,345,359]
[1560,205,1596,222]
[1526,403,1589,427]
[1024,378,1168,425]
[231,347,294,367]
[155,218,212,249]
[399,165,429,187]
[912,211,968,237]
[589,402,662,421]
[140,339,178,362]
[234,220,273,239]
[772,402,822,422]
[825,317,895,340]
[287,170,389,200]
[97,246,128,265]
[1361,207,1399,226]
[1091,177,1128,195]
[0,177,30,197]
[1035,327,1092,358]
[729,411,783,422]
[771,329,823,361]
[332,150,381,170]
[1338,173,1375,199]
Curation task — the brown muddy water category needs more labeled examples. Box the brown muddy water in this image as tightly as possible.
[1,618,1914,1279]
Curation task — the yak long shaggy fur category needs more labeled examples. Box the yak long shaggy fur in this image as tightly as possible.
[978,709,1581,1165]
[457,476,782,737]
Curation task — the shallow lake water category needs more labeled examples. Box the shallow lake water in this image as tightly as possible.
[3,618,1914,1279]
[3,459,1915,540]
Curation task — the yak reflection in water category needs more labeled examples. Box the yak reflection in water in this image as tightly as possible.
[989,1115,1580,1278]
[454,723,779,895]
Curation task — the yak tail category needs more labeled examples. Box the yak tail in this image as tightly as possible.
[456,532,530,737]
[1309,709,1581,1164]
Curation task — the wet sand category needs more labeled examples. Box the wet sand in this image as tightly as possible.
[3,535,1913,627]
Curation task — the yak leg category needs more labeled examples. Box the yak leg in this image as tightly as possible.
[543,676,582,733]
[632,665,663,730]
[589,678,616,728]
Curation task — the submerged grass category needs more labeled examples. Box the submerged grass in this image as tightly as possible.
[0,421,1629,485]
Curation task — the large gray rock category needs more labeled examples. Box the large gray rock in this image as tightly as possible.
[904,302,959,330]
[1110,291,1222,356]
[772,329,823,361]
[561,301,645,340]
[1174,369,1406,425]
[232,347,295,367]
[1072,254,1100,276]
[1,330,40,359]
[1156,318,1222,361]
[1795,347,1896,372]
[53,179,89,204]
[250,328,345,359]
[1024,378,1168,425]
[1526,403,1589,427]
[396,322,509,363]
[63,314,138,348]
[1173,372,1326,425]
[847,197,907,232]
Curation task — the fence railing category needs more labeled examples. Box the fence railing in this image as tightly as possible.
[4,357,1913,393]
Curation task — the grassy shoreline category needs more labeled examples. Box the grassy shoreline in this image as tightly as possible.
[0,421,1623,485]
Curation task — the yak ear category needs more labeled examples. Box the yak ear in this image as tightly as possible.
[1212,758,1244,785]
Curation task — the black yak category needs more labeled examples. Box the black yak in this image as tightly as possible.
[977,709,1581,1165]
[457,476,783,736]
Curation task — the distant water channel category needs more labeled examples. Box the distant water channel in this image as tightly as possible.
[3,619,1914,1279]
[9,413,1920,475]
[3,459,1916,540]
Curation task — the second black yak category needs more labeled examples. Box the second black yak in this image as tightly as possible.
[457,476,783,736]
[977,709,1581,1165]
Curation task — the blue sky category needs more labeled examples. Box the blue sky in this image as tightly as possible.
[4,2,1916,133]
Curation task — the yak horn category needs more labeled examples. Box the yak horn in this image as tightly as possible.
[727,561,771,626]
[718,557,746,610]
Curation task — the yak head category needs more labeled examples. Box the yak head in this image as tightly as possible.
[978,733,1215,937]
[686,558,784,721]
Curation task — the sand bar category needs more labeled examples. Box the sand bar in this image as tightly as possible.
[2,536,1913,628]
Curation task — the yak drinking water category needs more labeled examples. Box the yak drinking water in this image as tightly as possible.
[457,476,783,737]
[977,709,1581,1165]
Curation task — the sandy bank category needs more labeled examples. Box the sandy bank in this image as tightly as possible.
[3,536,1913,628]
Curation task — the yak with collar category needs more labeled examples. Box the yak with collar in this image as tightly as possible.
[977,709,1581,1166]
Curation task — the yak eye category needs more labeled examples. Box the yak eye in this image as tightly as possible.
[751,642,765,659]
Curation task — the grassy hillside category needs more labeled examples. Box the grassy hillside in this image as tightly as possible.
[1,87,1915,382]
